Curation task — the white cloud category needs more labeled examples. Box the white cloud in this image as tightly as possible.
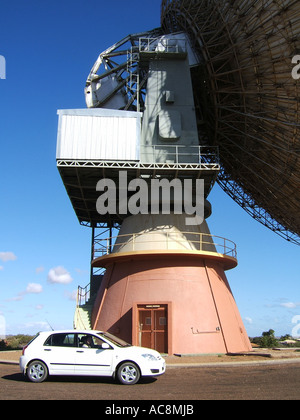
[280,302,300,309]
[6,282,43,302]
[26,283,43,294]
[245,317,253,324]
[35,266,45,274]
[0,266,3,271]
[7,295,23,302]
[47,266,73,284]
[0,252,17,262]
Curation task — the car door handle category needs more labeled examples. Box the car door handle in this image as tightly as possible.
[76,350,84,353]
[44,349,51,352]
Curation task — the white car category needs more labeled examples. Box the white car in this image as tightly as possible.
[20,330,166,385]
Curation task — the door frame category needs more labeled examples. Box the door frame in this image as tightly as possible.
[132,301,172,355]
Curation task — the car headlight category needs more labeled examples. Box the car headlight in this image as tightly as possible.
[142,353,158,361]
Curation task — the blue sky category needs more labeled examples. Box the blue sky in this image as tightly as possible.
[0,0,299,339]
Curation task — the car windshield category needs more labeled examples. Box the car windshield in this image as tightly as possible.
[98,332,131,348]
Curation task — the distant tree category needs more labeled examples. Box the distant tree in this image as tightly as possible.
[0,339,8,350]
[280,334,293,341]
[259,329,279,348]
[5,334,34,349]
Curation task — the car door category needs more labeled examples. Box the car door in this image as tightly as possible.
[75,333,114,376]
[43,332,77,375]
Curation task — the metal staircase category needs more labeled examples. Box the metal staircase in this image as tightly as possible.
[73,284,95,330]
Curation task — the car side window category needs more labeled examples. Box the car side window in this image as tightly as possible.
[77,333,110,349]
[44,333,76,347]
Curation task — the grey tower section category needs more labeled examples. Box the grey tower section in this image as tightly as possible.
[140,45,200,165]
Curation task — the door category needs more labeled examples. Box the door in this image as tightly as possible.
[138,304,168,353]
[43,332,77,374]
[74,333,114,376]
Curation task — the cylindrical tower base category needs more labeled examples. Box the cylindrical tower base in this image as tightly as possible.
[91,214,252,354]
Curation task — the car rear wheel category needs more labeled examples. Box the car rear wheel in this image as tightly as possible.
[26,360,48,383]
[117,362,140,385]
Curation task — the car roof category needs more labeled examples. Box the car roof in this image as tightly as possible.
[38,330,104,335]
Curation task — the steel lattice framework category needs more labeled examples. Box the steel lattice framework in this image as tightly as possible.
[161,0,300,244]
[85,28,163,112]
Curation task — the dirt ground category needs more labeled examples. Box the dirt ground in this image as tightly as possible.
[1,348,300,400]
[1,354,300,400]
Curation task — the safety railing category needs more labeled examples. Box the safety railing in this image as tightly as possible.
[140,145,219,165]
[92,231,237,260]
[139,36,187,54]
[76,283,90,307]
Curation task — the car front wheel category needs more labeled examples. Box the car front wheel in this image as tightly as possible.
[117,362,140,385]
[26,360,48,383]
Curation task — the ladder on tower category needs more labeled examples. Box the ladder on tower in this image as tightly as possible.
[126,47,140,111]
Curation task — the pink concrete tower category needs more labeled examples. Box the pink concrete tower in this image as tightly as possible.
[91,213,252,354]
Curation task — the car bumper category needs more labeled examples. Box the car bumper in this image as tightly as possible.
[141,360,166,377]
[19,356,27,374]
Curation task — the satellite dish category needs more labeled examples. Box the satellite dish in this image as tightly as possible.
[160,0,300,245]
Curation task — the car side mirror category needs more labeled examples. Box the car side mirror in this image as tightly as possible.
[101,342,110,349]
